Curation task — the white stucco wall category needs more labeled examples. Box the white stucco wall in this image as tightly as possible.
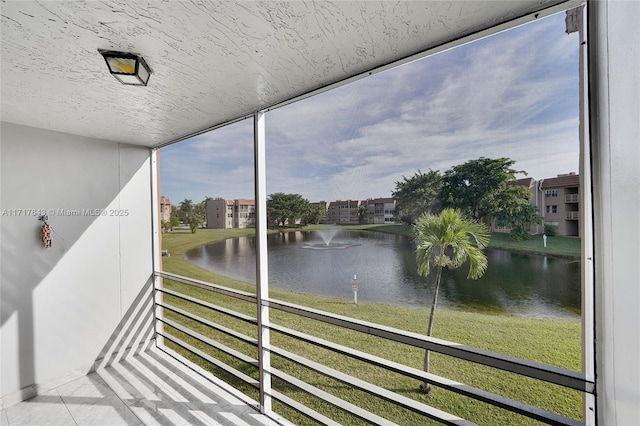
[0,123,154,403]
[591,1,640,425]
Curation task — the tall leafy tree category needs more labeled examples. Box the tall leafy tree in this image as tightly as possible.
[185,213,201,233]
[186,203,205,233]
[441,157,538,238]
[178,198,206,233]
[191,200,207,232]
[392,169,442,224]
[357,205,368,224]
[178,198,194,223]
[413,208,489,394]
[303,204,327,225]
[493,190,541,240]
[267,193,310,227]
[169,212,180,230]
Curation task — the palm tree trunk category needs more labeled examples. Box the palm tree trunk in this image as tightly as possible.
[421,265,443,394]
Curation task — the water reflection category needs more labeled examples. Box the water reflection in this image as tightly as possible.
[185,230,581,319]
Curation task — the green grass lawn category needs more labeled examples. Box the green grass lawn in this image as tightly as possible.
[160,227,583,425]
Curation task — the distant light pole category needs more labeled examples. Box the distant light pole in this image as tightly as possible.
[352,275,359,305]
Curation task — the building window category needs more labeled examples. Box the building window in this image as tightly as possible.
[545,189,558,197]
[546,205,558,214]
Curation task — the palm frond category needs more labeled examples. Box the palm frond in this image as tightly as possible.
[413,208,489,280]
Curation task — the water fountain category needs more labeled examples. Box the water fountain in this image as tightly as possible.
[301,228,360,250]
[318,228,339,245]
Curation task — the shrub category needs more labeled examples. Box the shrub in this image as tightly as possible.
[544,223,558,236]
[510,229,531,241]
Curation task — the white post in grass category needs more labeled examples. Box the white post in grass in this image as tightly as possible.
[352,274,358,305]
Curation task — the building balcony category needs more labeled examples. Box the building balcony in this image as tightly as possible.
[566,211,580,220]
[565,194,579,203]
[3,0,640,423]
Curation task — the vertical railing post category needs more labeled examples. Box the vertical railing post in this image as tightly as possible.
[150,148,164,348]
[254,110,272,414]
[576,4,595,424]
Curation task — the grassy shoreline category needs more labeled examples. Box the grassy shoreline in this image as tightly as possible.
[160,227,583,425]
[344,223,581,259]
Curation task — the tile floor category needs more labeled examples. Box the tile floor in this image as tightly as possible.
[1,348,287,426]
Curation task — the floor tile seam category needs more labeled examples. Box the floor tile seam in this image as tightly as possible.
[91,369,147,426]
[55,388,79,426]
[56,375,119,403]
[111,391,145,426]
[128,401,200,426]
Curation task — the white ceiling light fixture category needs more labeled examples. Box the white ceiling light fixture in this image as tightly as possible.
[99,49,152,86]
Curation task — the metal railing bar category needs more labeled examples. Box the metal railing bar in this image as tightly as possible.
[269,389,343,426]
[270,369,398,426]
[154,271,593,418]
[270,346,477,426]
[157,271,257,304]
[158,300,257,339]
[268,323,582,426]
[158,309,400,424]
[160,317,258,366]
[158,331,259,388]
[159,302,257,346]
[265,298,593,393]
[158,288,257,324]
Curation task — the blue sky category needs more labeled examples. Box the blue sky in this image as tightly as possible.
[161,12,579,204]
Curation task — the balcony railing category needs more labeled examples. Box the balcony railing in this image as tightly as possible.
[565,194,579,203]
[154,271,593,425]
[566,211,580,220]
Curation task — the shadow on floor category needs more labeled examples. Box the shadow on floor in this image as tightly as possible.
[1,347,283,426]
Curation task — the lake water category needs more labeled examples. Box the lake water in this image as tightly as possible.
[185,230,581,319]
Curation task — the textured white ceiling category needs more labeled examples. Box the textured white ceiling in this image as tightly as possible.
[1,1,568,147]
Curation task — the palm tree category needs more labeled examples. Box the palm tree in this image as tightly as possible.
[413,208,490,394]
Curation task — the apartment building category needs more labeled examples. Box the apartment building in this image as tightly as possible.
[206,198,256,229]
[234,199,257,228]
[322,198,396,225]
[159,196,172,222]
[364,197,397,224]
[539,173,580,237]
[326,200,359,224]
[490,173,580,237]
